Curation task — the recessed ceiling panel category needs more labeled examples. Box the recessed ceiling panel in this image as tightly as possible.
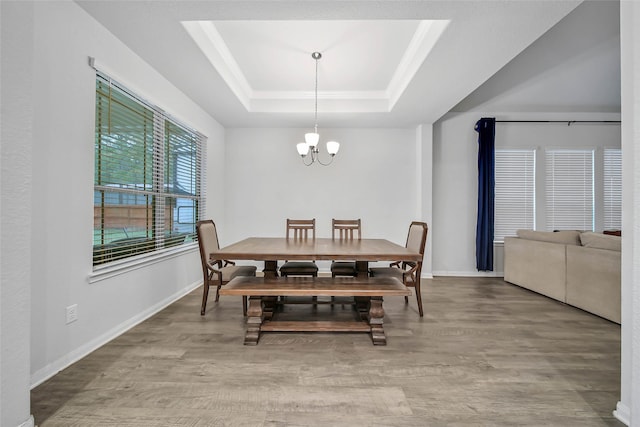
[214,20,420,92]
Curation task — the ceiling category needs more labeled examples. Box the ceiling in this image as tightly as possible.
[76,1,584,128]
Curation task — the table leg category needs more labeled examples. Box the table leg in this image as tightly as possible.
[244,296,263,345]
[262,261,281,313]
[355,297,369,319]
[354,261,371,317]
[355,260,369,278]
[368,296,386,345]
[262,296,277,320]
[263,260,279,278]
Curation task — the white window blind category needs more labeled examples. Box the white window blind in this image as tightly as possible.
[93,72,206,266]
[603,148,622,230]
[494,149,535,242]
[545,149,594,231]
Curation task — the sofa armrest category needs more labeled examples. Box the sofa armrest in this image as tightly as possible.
[566,245,621,324]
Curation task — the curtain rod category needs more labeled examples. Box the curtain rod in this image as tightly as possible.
[496,120,620,125]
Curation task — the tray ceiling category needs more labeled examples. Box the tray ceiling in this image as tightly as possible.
[76,1,582,127]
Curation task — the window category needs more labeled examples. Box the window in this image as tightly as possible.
[545,149,594,231]
[494,149,535,242]
[93,73,205,266]
[603,148,622,230]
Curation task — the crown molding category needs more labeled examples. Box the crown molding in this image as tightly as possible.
[387,20,450,109]
[182,21,252,110]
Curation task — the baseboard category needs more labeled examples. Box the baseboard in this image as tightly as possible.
[30,280,202,388]
[613,401,630,426]
[432,270,504,278]
[17,415,35,427]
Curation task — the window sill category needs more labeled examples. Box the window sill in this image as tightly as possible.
[88,243,198,284]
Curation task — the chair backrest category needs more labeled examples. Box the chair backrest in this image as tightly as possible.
[286,218,315,239]
[332,218,361,240]
[405,221,428,261]
[196,220,220,271]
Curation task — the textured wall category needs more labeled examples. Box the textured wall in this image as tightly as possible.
[1,3,35,427]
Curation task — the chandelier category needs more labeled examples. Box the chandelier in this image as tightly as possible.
[296,52,340,166]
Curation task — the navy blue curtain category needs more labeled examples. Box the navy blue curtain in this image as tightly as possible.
[475,117,495,271]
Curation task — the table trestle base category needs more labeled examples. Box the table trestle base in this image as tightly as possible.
[221,277,410,346]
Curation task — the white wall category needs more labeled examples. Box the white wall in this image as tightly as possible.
[418,124,434,277]
[26,1,225,387]
[433,112,621,276]
[616,2,639,425]
[1,2,36,426]
[223,127,424,273]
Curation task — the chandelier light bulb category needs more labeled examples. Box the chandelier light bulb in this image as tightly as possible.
[326,141,340,156]
[296,142,309,157]
[305,132,320,148]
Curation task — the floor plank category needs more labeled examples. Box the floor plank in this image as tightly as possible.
[31,277,623,426]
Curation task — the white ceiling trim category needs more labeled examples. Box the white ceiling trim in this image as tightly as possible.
[251,90,389,112]
[250,97,391,113]
[183,19,448,114]
[182,20,252,110]
[252,90,388,100]
[386,19,450,109]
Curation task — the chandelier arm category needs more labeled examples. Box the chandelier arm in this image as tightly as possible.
[315,152,335,166]
[300,148,317,166]
[301,155,315,166]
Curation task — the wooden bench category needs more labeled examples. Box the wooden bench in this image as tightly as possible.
[219,276,411,345]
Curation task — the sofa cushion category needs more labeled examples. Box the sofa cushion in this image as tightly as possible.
[580,231,621,252]
[516,229,581,246]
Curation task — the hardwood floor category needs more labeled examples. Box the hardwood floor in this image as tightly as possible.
[31,277,623,426]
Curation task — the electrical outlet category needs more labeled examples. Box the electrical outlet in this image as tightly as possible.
[66,304,78,324]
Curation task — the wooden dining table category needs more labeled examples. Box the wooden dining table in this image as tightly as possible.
[213,237,422,277]
[215,237,421,344]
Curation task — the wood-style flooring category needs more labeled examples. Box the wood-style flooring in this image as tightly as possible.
[31,277,623,426]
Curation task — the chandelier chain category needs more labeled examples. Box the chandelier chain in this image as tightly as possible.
[314,54,318,128]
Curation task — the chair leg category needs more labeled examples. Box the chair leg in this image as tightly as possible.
[415,280,424,317]
[201,283,210,316]
[214,285,221,302]
[243,296,248,316]
[404,296,409,303]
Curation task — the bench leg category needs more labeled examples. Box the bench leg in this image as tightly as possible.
[244,296,263,345]
[368,296,387,345]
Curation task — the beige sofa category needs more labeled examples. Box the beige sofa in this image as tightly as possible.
[504,230,621,323]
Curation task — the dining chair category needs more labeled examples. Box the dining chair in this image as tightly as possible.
[196,220,257,316]
[330,218,362,277]
[369,221,428,316]
[279,218,319,277]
